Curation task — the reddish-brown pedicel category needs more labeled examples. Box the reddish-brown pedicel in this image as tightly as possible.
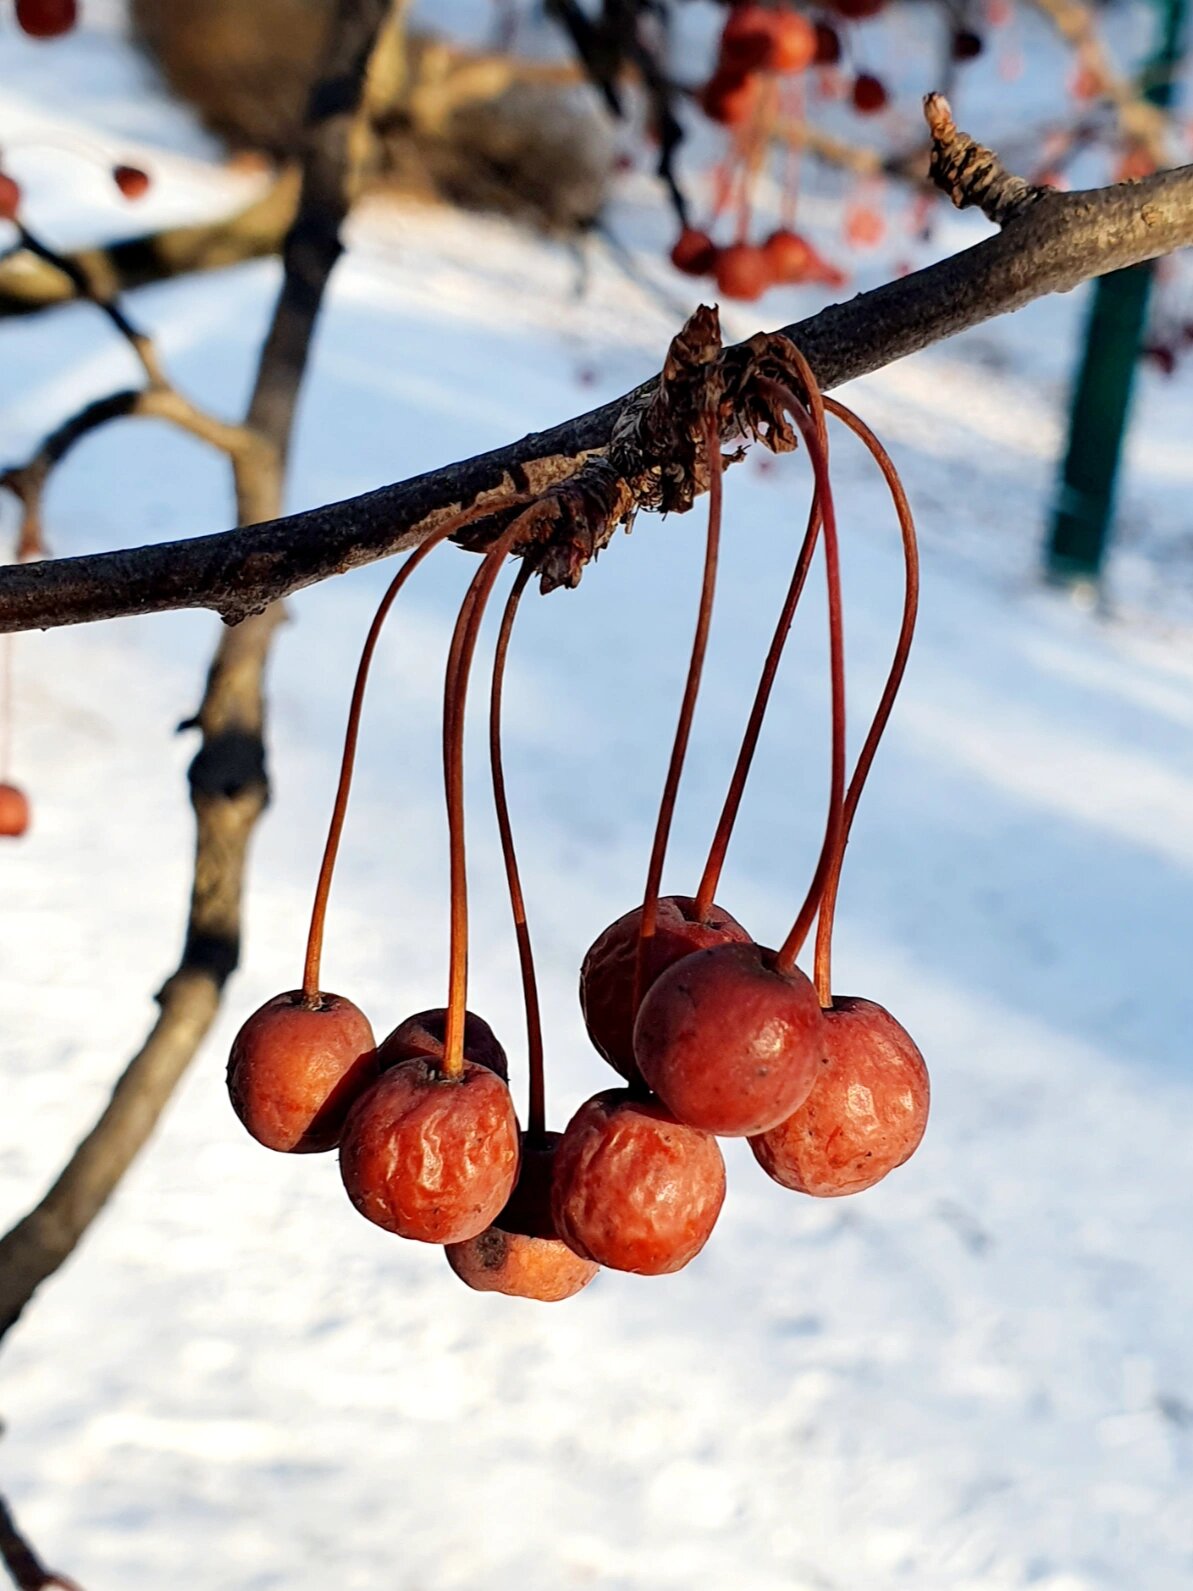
[552,1090,726,1275]
[226,990,376,1153]
[339,1058,519,1244]
[750,997,929,1195]
[0,783,30,838]
[633,941,825,1136]
[580,894,751,1081]
[374,1006,509,1081]
[446,1135,599,1302]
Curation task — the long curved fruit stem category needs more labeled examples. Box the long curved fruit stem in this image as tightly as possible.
[812,398,919,1008]
[633,411,724,1014]
[489,562,545,1139]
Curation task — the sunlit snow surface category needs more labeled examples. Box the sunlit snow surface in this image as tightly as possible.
[1,8,1192,1590]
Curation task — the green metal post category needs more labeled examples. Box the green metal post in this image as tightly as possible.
[1046,0,1187,584]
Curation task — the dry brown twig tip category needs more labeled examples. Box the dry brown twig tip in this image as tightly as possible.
[924,91,1042,224]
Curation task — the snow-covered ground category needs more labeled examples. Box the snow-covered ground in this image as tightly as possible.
[1,9,1192,1590]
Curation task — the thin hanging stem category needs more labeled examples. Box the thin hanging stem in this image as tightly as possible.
[694,486,824,922]
[441,527,524,1080]
[489,562,545,1139]
[766,379,847,980]
[300,500,524,1005]
[812,398,919,1007]
[633,412,724,1012]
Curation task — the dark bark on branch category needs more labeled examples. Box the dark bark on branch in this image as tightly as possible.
[0,1496,80,1591]
[2,134,1191,635]
[0,0,390,1345]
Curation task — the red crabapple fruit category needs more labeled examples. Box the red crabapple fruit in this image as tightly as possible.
[374,1006,508,1081]
[633,941,825,1136]
[580,895,751,1081]
[446,1133,599,1301]
[750,997,929,1195]
[226,990,376,1153]
[339,1057,519,1243]
[552,1090,726,1274]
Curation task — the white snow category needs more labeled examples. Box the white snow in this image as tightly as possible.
[1,8,1192,1591]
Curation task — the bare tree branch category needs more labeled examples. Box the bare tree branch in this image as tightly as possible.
[0,1494,80,1591]
[0,0,392,1344]
[2,99,1192,635]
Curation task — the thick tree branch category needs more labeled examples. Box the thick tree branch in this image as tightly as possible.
[0,0,391,1344]
[1,100,1191,636]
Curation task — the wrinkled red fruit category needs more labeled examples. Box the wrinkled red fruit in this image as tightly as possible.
[580,895,751,1081]
[750,996,929,1195]
[0,173,21,222]
[227,991,376,1153]
[374,1007,508,1081]
[552,1090,725,1274]
[113,164,150,200]
[715,241,772,301]
[15,0,77,37]
[670,226,717,277]
[0,782,30,837]
[634,942,825,1136]
[340,1058,519,1243]
[446,1133,599,1301]
[851,73,889,114]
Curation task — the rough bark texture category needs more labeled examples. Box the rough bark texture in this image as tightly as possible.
[0,0,391,1346]
[2,137,1192,635]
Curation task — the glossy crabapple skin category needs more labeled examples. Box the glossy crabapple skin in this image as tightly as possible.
[374,1007,508,1081]
[633,941,825,1136]
[580,895,751,1082]
[0,783,30,838]
[339,1058,519,1244]
[749,996,929,1195]
[226,990,376,1153]
[552,1090,726,1275]
[445,1133,599,1301]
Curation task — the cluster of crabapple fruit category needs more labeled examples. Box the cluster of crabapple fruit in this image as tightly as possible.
[226,329,928,1303]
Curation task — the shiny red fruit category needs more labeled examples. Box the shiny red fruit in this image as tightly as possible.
[0,173,21,222]
[374,1007,508,1081]
[113,164,150,200]
[714,241,773,300]
[0,782,30,837]
[633,942,825,1136]
[750,997,929,1195]
[446,1134,599,1301]
[339,1058,519,1243]
[670,226,717,277]
[580,895,751,1081]
[851,73,889,113]
[15,0,77,37]
[552,1090,725,1274]
[227,991,376,1153]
